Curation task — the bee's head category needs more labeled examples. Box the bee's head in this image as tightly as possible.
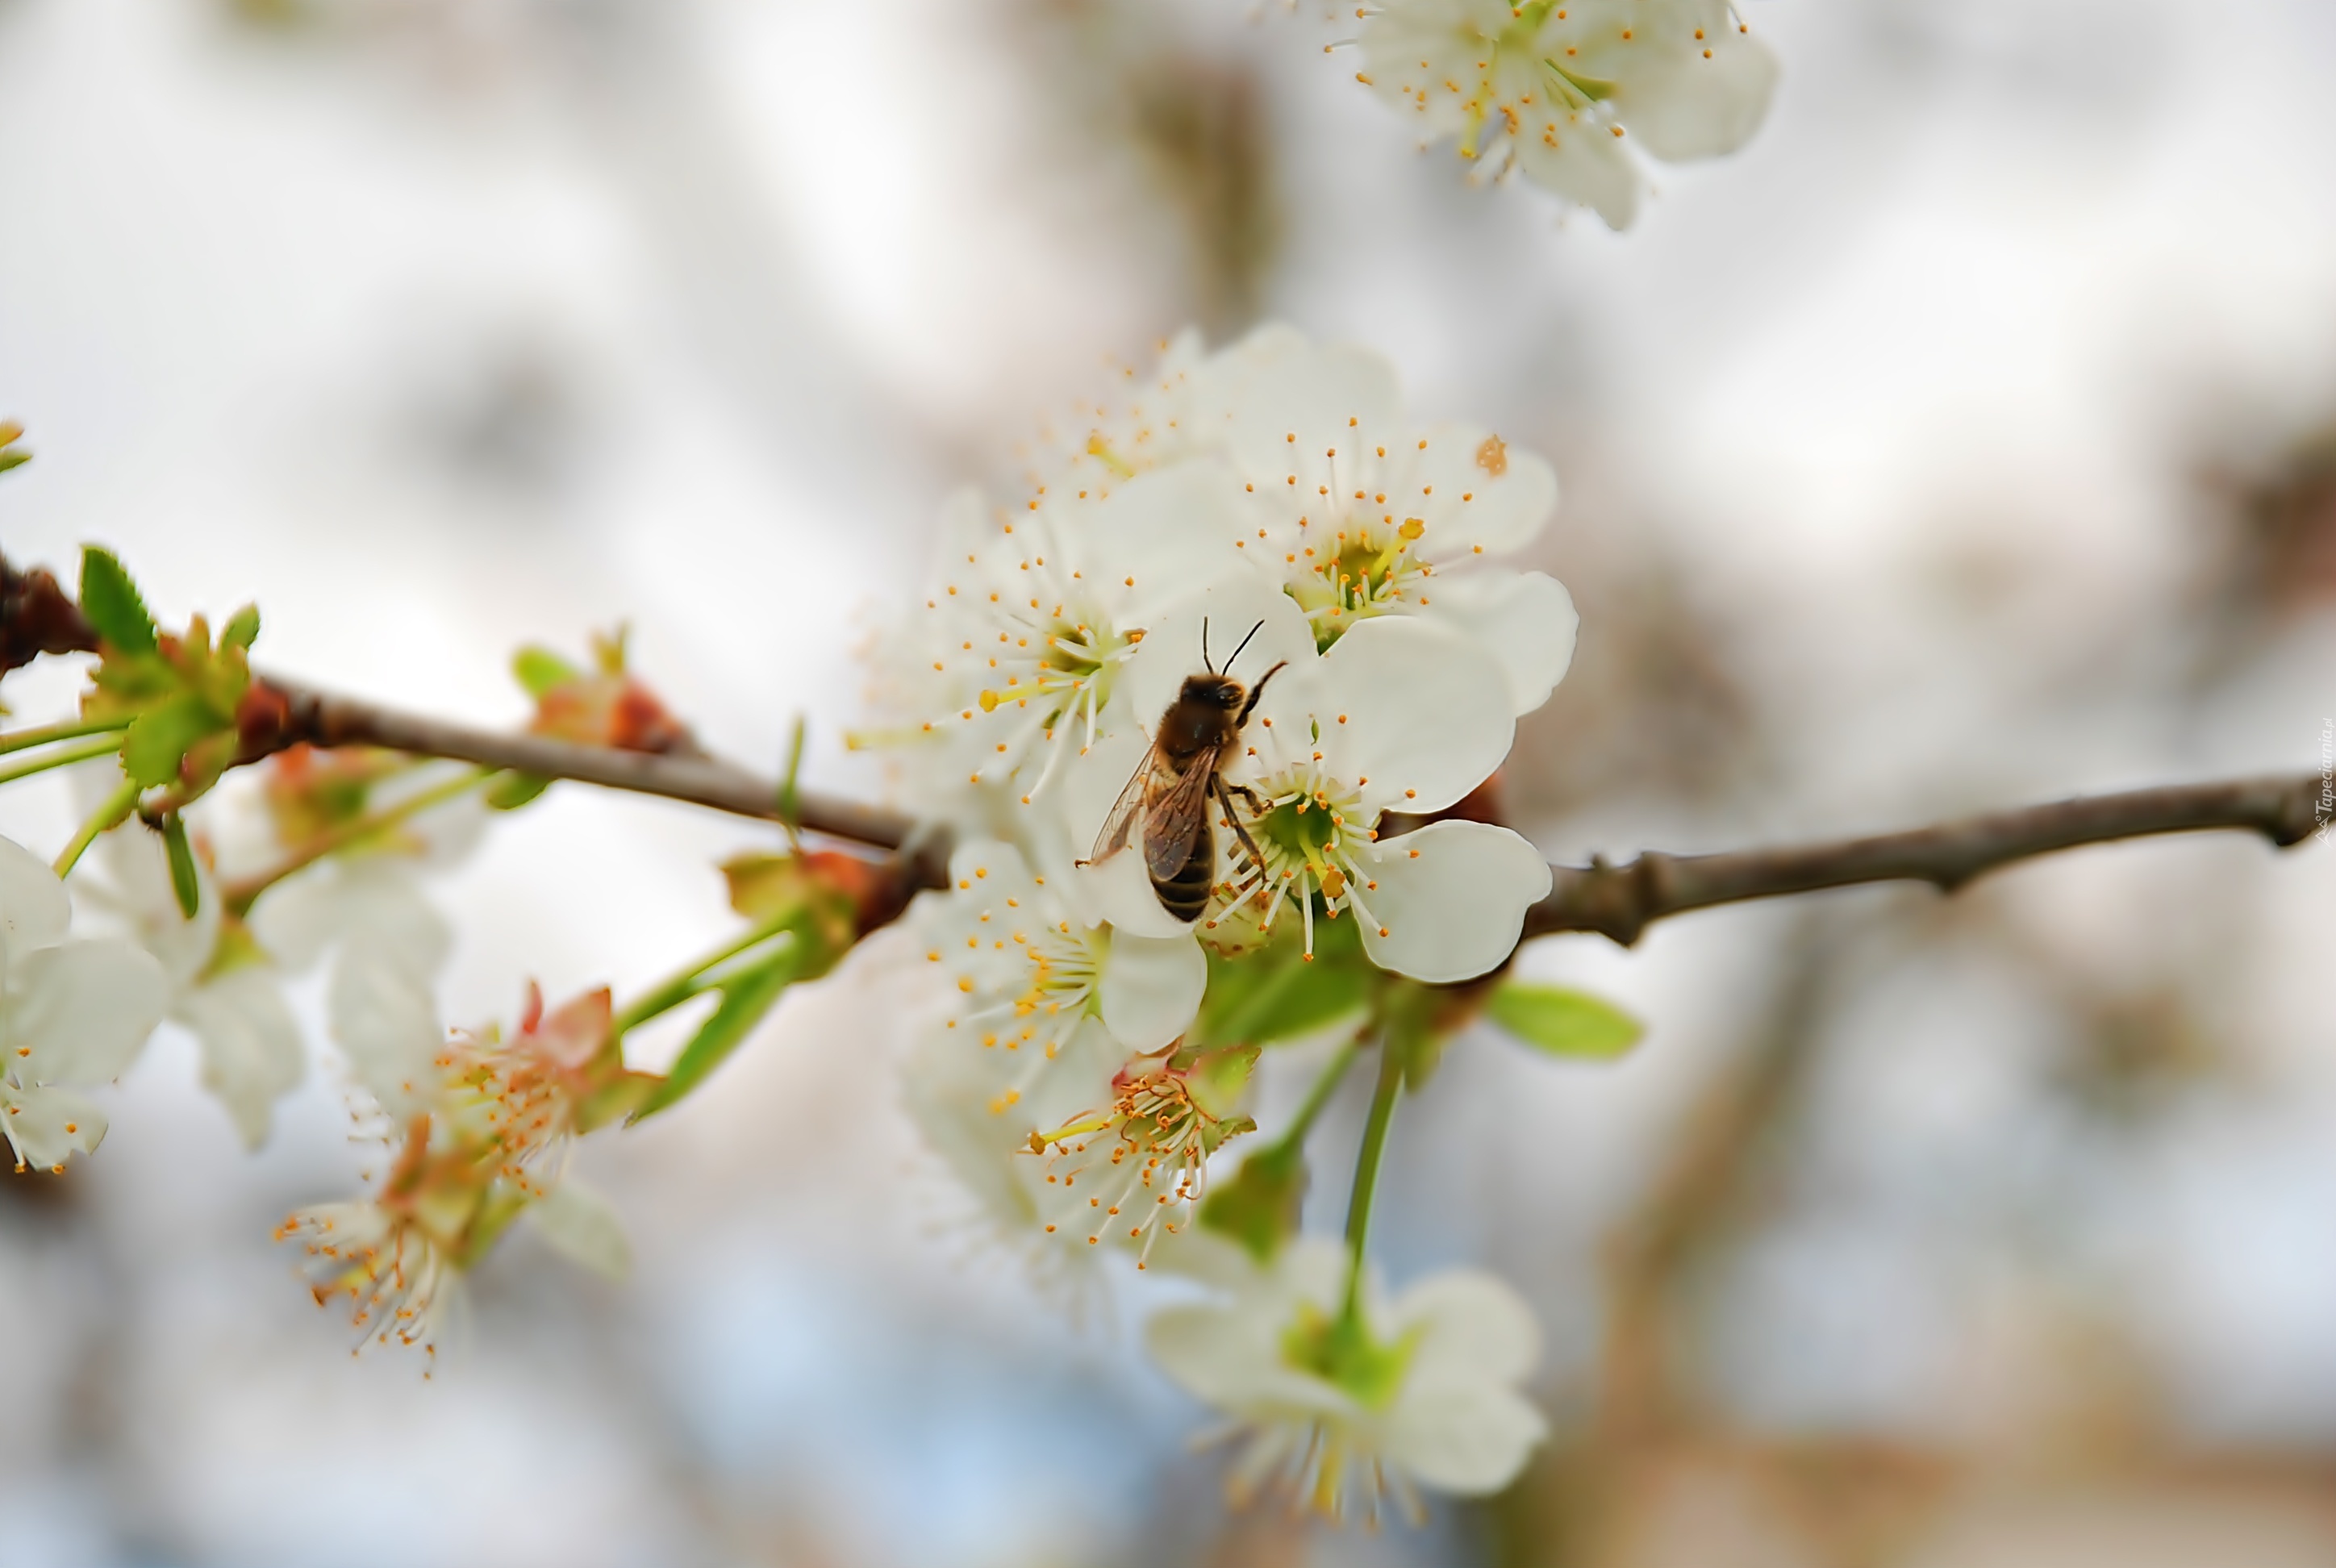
[1179,673,1245,710]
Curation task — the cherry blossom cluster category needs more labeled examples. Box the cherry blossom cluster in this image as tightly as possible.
[863,324,1605,1519]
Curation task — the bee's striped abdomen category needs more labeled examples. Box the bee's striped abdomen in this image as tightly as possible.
[1153,827,1214,924]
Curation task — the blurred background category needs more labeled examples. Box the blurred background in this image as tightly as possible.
[3,0,2336,1562]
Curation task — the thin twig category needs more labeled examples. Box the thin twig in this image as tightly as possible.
[1523,774,2326,947]
[248,677,920,853]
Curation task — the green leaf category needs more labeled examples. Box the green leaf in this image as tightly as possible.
[160,814,200,918]
[1199,1141,1308,1263]
[1196,918,1376,1049]
[512,646,581,699]
[631,951,799,1120]
[122,694,222,788]
[485,772,553,811]
[220,604,261,651]
[1485,982,1644,1061]
[78,547,157,655]
[0,449,27,474]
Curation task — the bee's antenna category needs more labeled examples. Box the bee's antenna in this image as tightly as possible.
[1226,619,1266,673]
[1201,616,1215,675]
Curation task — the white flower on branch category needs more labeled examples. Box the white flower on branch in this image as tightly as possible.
[1198,324,1576,714]
[1101,590,1551,981]
[863,465,1254,815]
[0,832,166,1172]
[73,825,304,1150]
[1147,1237,1547,1524]
[915,837,1206,1077]
[1358,0,1778,225]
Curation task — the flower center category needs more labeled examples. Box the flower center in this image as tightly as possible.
[1031,1070,1251,1265]
[1280,1301,1418,1411]
[1210,767,1385,955]
[1283,519,1427,651]
[966,598,1141,801]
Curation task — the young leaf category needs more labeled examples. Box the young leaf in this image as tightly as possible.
[1485,983,1644,1061]
[631,951,799,1120]
[220,604,261,651]
[79,547,157,654]
[485,772,553,811]
[511,646,582,700]
[122,694,220,788]
[160,813,200,918]
[1199,1141,1308,1262]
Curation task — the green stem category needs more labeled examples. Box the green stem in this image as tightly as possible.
[1339,1042,1404,1324]
[0,732,125,787]
[1272,1040,1358,1157]
[54,778,140,878]
[222,766,497,917]
[612,911,800,1035]
[0,715,132,757]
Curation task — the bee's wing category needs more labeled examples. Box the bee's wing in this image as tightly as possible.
[1086,741,1162,865]
[1142,745,1220,882]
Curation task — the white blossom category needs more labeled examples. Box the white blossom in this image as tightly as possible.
[1147,1237,1548,1522]
[1358,0,1779,225]
[914,837,1206,1084]
[861,462,1255,816]
[73,824,304,1150]
[1199,325,1577,715]
[1098,587,1552,982]
[0,832,166,1172]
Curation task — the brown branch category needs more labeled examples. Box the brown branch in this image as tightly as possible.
[245,678,925,857]
[1524,774,2326,947]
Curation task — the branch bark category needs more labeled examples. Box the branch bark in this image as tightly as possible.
[1522,774,2326,946]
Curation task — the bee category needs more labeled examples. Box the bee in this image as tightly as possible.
[1082,619,1285,924]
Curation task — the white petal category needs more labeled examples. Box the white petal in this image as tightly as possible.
[1358,822,1551,982]
[0,832,71,953]
[1612,30,1779,162]
[328,950,442,1119]
[6,939,167,1083]
[1291,617,1514,815]
[254,861,451,984]
[1384,423,1558,560]
[529,1180,632,1281]
[1381,1382,1547,1495]
[176,967,306,1150]
[1220,336,1404,505]
[1509,111,1640,229]
[1411,570,1578,716]
[1114,572,1316,746]
[0,1082,107,1170]
[1099,929,1205,1051]
[1395,1269,1543,1386]
[1087,461,1258,619]
[80,825,221,992]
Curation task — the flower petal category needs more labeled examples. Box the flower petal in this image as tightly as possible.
[0,1082,107,1170]
[1610,26,1778,162]
[1384,423,1558,560]
[1219,334,1404,505]
[1287,616,1514,815]
[1395,1268,1543,1386]
[1087,461,1257,621]
[1113,571,1316,750]
[328,949,442,1119]
[1358,821,1551,982]
[1508,102,1640,229]
[529,1179,632,1281]
[1099,928,1206,1051]
[0,832,71,954]
[1380,1382,1547,1495]
[6,939,167,1083]
[1412,569,1578,716]
[176,967,306,1149]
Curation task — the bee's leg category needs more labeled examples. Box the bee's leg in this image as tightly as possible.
[1212,775,1269,875]
[1232,660,1288,728]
